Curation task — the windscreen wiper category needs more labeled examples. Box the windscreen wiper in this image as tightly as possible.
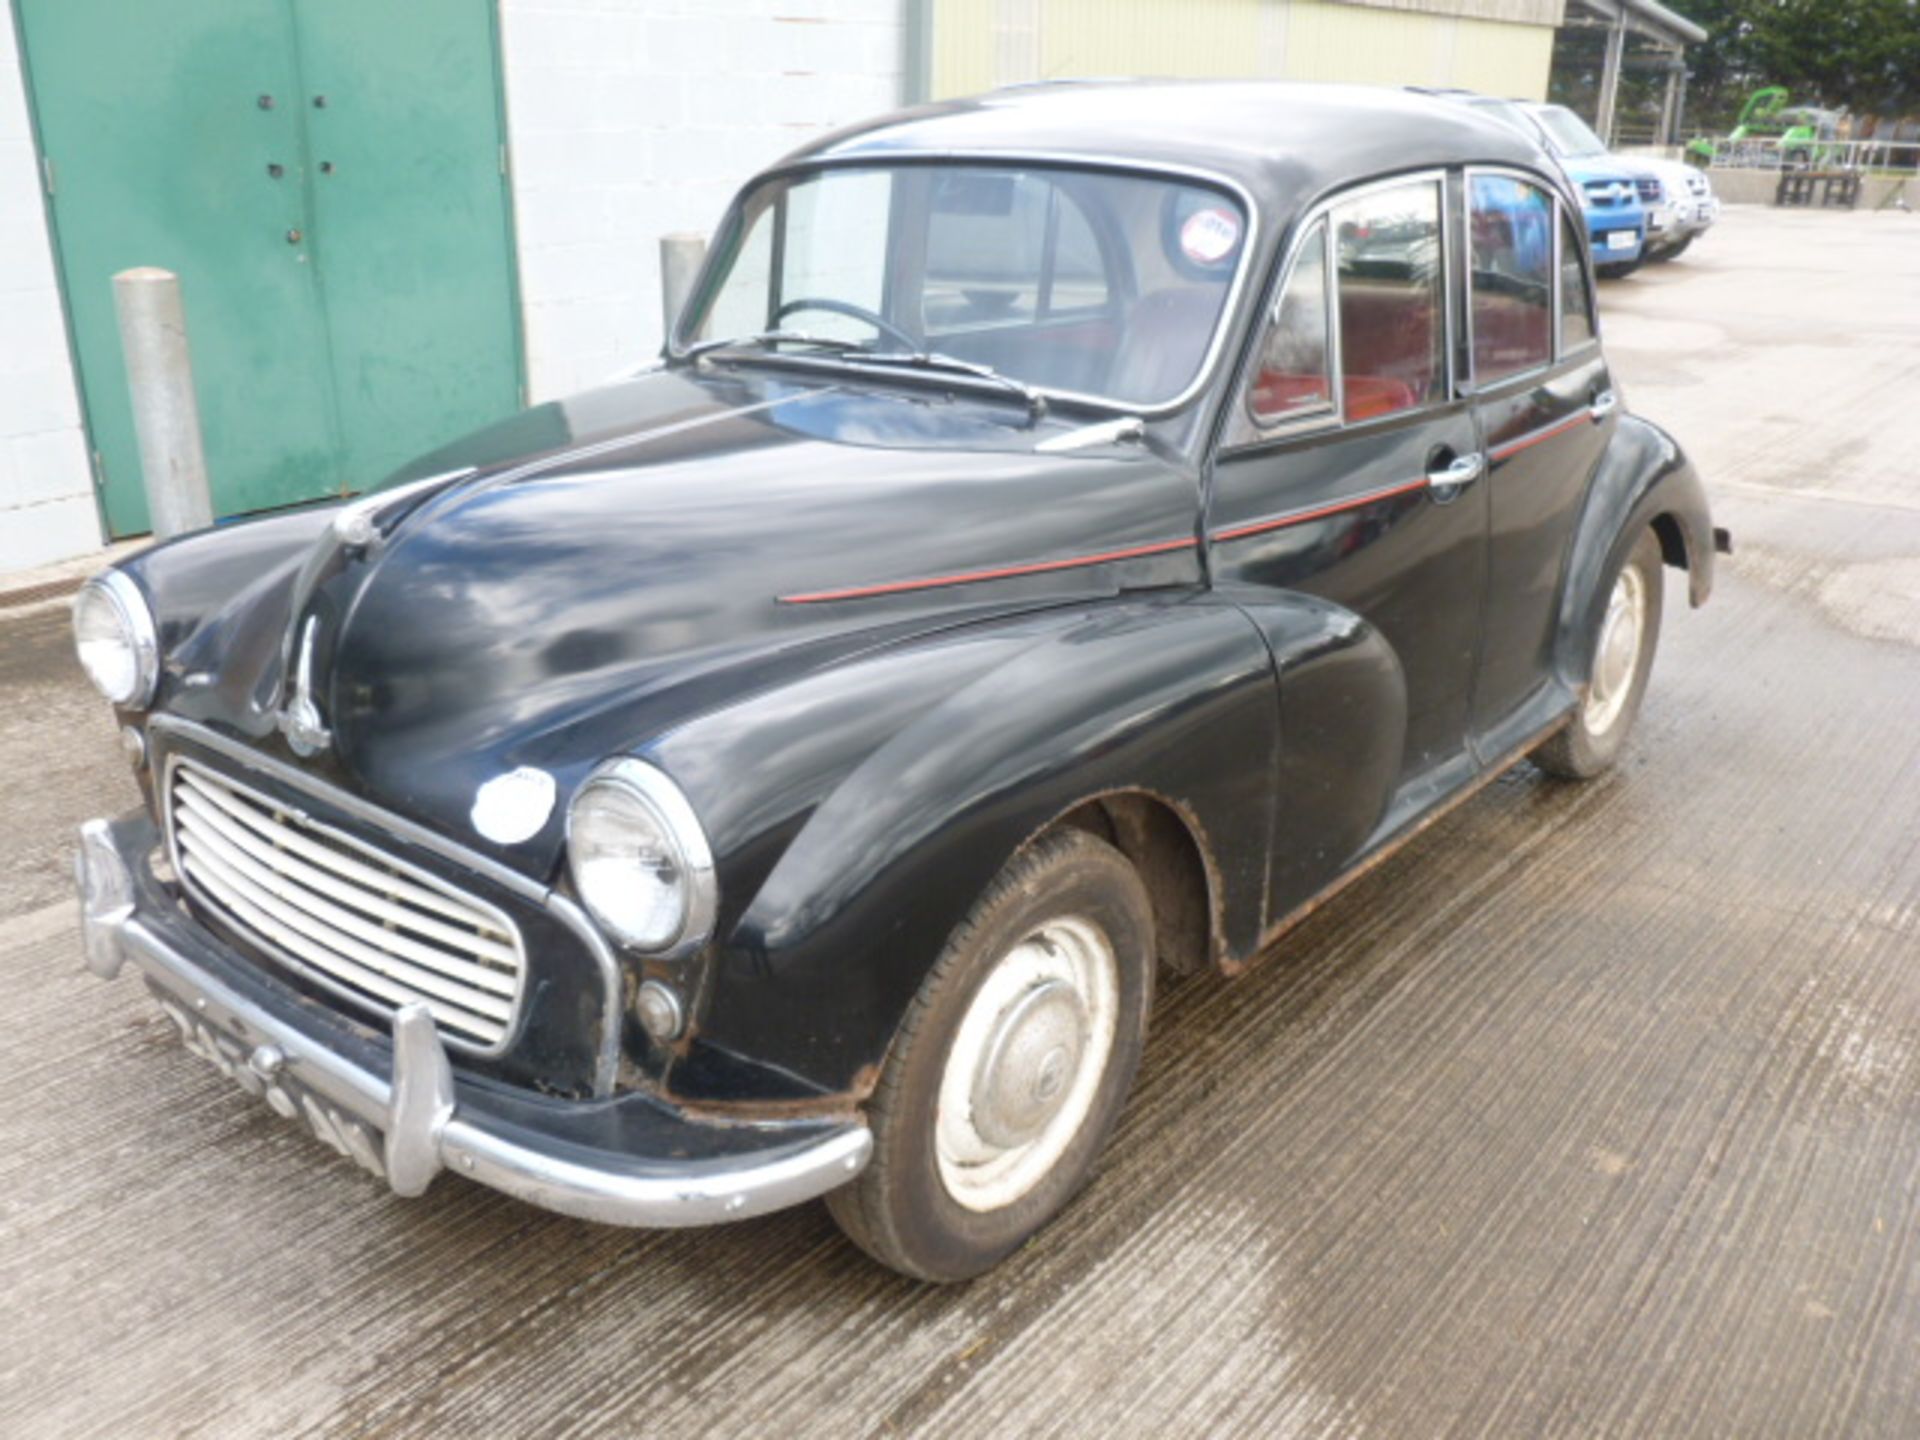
[681,330,871,361]
[844,350,1049,420]
[681,334,1049,421]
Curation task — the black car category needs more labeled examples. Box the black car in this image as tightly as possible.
[72,81,1723,1281]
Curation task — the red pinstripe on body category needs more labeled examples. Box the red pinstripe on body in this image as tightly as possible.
[777,536,1200,604]
[1210,476,1429,543]
[1488,411,1589,463]
[781,465,1456,604]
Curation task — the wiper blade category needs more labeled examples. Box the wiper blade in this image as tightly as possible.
[846,350,1048,419]
[680,334,1050,420]
[682,329,872,360]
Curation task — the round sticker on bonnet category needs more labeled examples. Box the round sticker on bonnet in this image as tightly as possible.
[1179,206,1242,267]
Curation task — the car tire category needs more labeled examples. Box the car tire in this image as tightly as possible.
[827,828,1154,1282]
[1597,257,1643,280]
[1534,527,1665,781]
[1660,234,1694,261]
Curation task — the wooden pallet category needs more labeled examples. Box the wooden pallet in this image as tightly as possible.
[1775,171,1861,208]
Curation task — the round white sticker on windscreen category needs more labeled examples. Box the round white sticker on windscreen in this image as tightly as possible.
[1179,206,1242,266]
[471,767,557,845]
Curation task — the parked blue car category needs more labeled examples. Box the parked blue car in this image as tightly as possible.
[1431,94,1649,276]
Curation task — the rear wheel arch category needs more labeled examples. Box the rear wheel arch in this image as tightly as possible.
[1650,510,1689,573]
[1554,418,1714,685]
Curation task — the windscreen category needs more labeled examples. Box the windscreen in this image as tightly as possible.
[1534,105,1610,159]
[682,164,1249,409]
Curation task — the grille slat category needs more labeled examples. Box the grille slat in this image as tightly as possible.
[169,762,526,1049]
[177,770,507,941]
[174,783,518,974]
[176,811,518,1004]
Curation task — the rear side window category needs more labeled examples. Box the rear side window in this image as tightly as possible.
[1559,211,1597,351]
[1247,220,1332,424]
[1468,175,1554,383]
[1332,180,1445,420]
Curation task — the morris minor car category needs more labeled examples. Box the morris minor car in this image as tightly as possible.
[72,82,1725,1281]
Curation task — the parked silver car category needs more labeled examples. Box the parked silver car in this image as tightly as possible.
[1636,159,1719,261]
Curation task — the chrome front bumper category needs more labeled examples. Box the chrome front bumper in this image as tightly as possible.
[75,813,871,1228]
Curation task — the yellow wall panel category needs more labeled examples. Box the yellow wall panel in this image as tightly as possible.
[1039,0,1264,80]
[930,0,1556,103]
[933,0,999,99]
[1445,16,1553,98]
[1283,0,1447,87]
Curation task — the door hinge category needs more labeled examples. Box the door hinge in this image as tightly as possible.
[90,449,107,490]
[41,157,55,197]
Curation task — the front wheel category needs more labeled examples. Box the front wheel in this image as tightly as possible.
[1534,528,1665,780]
[828,829,1154,1281]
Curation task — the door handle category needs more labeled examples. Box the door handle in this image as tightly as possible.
[1589,389,1618,421]
[1426,452,1484,498]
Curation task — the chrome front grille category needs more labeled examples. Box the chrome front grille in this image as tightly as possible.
[168,761,525,1049]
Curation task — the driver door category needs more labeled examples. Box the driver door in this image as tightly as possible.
[1209,172,1490,918]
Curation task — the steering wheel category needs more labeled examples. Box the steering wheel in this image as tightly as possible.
[775,297,918,352]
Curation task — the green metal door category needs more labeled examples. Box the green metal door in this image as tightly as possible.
[16,1,521,537]
[293,0,523,488]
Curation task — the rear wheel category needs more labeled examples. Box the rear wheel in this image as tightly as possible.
[1534,528,1664,780]
[828,829,1153,1281]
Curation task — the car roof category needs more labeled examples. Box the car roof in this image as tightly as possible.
[785,80,1556,213]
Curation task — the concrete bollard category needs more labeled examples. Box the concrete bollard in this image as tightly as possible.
[659,233,708,343]
[112,268,213,540]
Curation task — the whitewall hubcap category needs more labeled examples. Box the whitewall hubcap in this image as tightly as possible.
[1585,564,1647,735]
[935,916,1119,1212]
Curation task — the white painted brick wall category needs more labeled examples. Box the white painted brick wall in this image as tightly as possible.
[0,0,99,573]
[500,0,903,401]
[0,0,903,575]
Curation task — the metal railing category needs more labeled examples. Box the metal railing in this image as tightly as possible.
[1698,135,1920,173]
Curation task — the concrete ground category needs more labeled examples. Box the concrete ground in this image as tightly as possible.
[3,206,1918,1438]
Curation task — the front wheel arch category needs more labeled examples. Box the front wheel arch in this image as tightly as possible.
[1049,789,1222,977]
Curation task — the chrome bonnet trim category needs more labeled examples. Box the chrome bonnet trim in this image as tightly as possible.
[147,716,626,1097]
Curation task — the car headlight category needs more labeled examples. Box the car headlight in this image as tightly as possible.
[567,759,717,955]
[72,570,159,708]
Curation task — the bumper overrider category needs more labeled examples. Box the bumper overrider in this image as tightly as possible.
[75,811,871,1227]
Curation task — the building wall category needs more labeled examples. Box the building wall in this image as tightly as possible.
[0,0,902,576]
[931,0,1556,101]
[0,0,1557,575]
[499,0,903,401]
[0,0,96,572]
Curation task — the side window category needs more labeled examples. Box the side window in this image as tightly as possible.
[1558,210,1596,351]
[1247,220,1332,424]
[1332,180,1445,421]
[1468,174,1554,383]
